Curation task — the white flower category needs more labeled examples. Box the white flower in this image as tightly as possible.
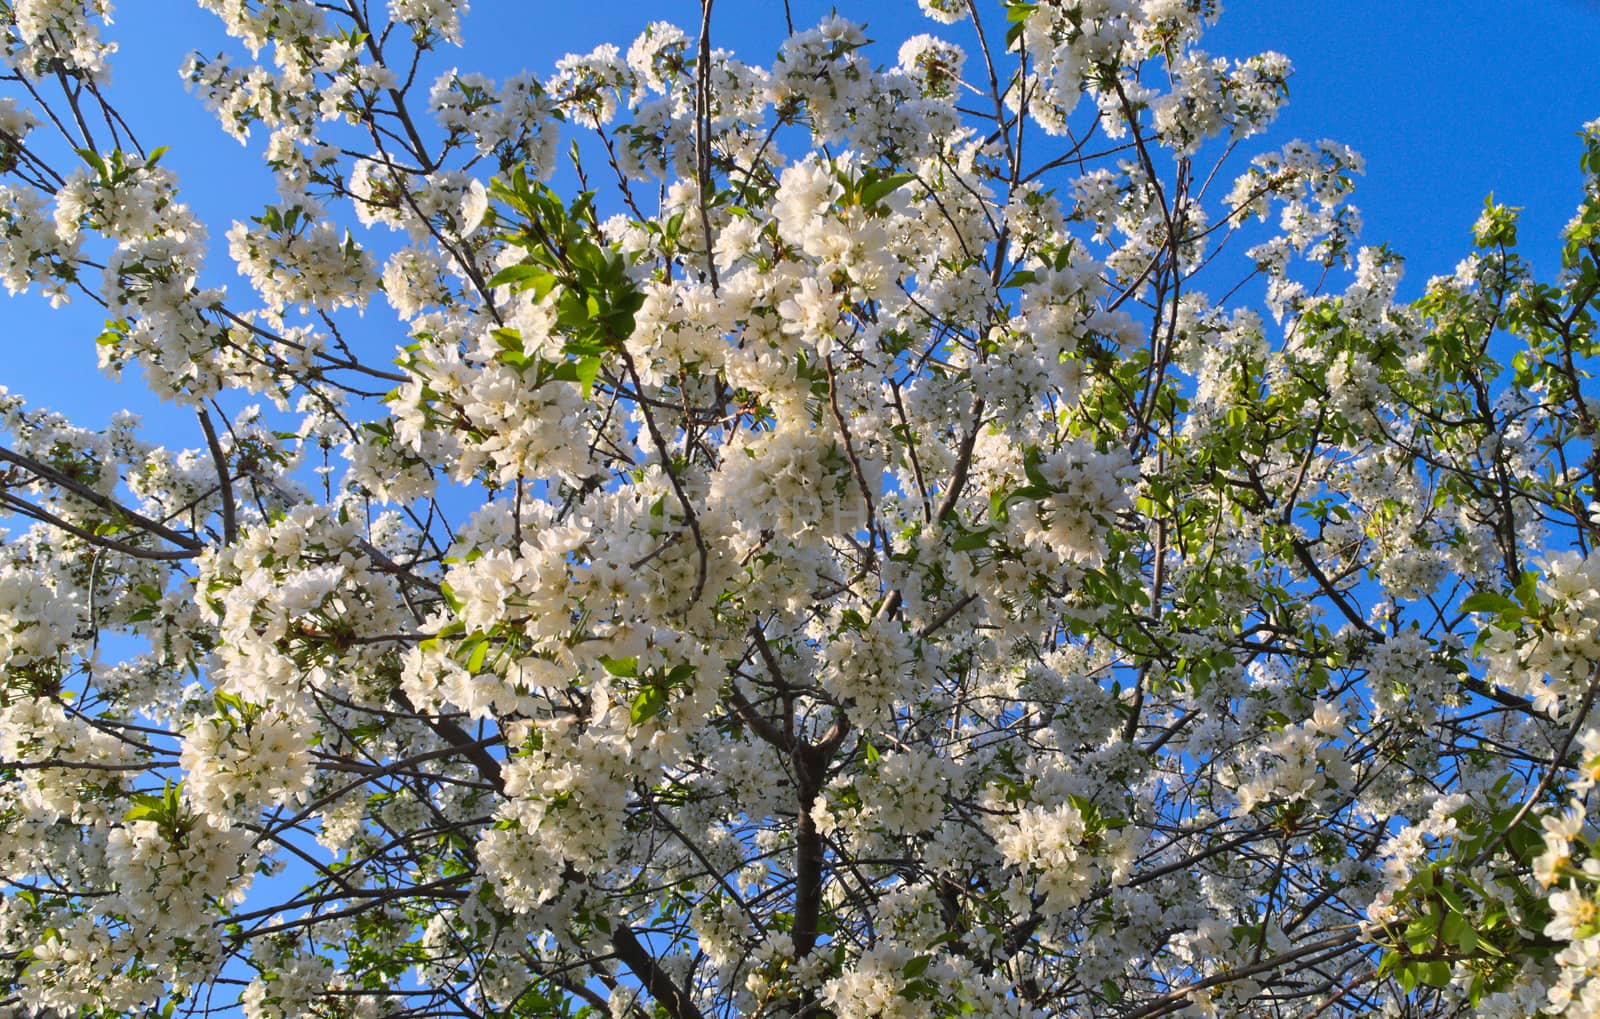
[1547,885,1600,942]
[897,35,965,98]
[916,0,967,24]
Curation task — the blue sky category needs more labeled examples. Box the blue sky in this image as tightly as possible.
[4,0,1599,440]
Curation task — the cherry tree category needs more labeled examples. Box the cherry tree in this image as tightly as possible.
[1,0,1598,1016]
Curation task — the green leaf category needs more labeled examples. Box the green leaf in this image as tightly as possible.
[439,582,464,613]
[1396,962,1419,995]
[1460,591,1519,615]
[122,791,166,823]
[859,172,916,209]
[1420,959,1452,988]
[74,147,107,174]
[952,528,993,552]
[664,663,697,686]
[1376,950,1398,978]
[464,635,490,674]
[574,354,602,398]
[1514,569,1539,607]
[122,802,162,822]
[1436,881,1468,915]
[631,685,667,725]
[599,655,639,678]
[902,955,931,979]
[488,264,558,296]
[1405,914,1436,950]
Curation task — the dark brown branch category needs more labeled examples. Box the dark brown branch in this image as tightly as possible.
[0,446,203,550]
[197,406,238,545]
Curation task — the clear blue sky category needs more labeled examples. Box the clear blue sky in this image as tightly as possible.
[5,0,1599,441]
